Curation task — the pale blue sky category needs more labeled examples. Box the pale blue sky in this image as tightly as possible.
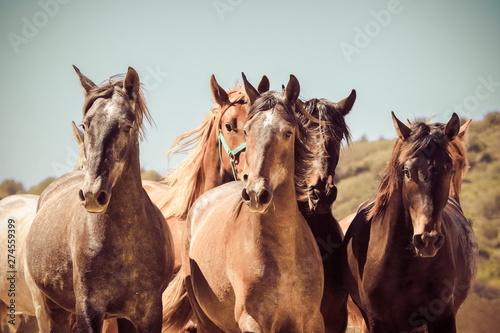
[1,0,499,188]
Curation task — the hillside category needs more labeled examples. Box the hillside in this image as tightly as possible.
[333,112,500,332]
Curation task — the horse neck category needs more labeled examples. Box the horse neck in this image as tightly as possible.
[104,144,144,217]
[250,181,304,244]
[201,132,235,193]
[371,188,413,252]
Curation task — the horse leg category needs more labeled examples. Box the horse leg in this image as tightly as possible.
[102,319,119,333]
[128,297,163,333]
[303,311,326,333]
[426,314,456,333]
[321,284,348,333]
[184,277,224,333]
[45,298,72,333]
[74,299,105,333]
[116,318,136,333]
[17,315,39,333]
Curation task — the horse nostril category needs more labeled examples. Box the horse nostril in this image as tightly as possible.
[96,191,109,206]
[434,234,445,249]
[413,234,425,250]
[242,188,250,202]
[78,189,85,202]
[243,174,248,181]
[258,189,271,205]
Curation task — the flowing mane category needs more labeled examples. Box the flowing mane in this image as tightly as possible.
[82,75,151,139]
[247,91,313,201]
[301,98,351,149]
[368,122,452,220]
[157,87,247,219]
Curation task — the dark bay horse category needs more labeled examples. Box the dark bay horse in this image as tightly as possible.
[163,75,325,332]
[341,112,477,333]
[26,66,174,332]
[339,117,473,333]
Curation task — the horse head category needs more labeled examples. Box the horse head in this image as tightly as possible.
[241,73,309,213]
[393,112,460,257]
[211,74,270,181]
[302,90,355,213]
[73,66,149,213]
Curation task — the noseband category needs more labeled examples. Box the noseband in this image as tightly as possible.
[218,130,246,180]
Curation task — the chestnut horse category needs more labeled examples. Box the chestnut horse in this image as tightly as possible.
[145,74,269,273]
[339,117,473,333]
[26,66,174,332]
[163,75,325,332]
[340,112,477,332]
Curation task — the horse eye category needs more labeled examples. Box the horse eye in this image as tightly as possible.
[122,125,132,133]
[225,123,233,132]
[403,167,411,178]
[285,131,293,138]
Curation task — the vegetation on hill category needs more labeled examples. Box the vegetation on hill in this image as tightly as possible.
[0,169,162,200]
[332,111,500,298]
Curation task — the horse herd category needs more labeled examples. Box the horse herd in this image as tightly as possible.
[0,66,478,333]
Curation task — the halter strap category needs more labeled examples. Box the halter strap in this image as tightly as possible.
[218,131,246,180]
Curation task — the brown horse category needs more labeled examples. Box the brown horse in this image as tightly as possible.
[243,75,357,332]
[297,92,356,333]
[338,117,473,333]
[340,112,477,332]
[163,75,325,332]
[26,66,174,332]
[147,74,269,273]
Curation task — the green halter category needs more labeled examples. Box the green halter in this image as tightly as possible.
[218,130,246,180]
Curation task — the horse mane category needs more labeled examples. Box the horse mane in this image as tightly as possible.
[301,98,352,151]
[158,87,247,219]
[82,74,151,139]
[248,91,313,201]
[368,122,452,220]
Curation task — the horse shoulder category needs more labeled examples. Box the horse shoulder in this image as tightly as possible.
[37,171,84,210]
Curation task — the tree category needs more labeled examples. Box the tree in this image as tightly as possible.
[0,179,25,199]
[28,177,55,195]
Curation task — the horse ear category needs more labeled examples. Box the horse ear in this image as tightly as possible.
[71,121,84,146]
[257,75,270,93]
[392,111,411,141]
[445,113,461,141]
[284,75,300,104]
[336,89,356,116]
[123,67,140,100]
[73,65,96,96]
[242,72,260,105]
[210,74,230,106]
[458,118,472,140]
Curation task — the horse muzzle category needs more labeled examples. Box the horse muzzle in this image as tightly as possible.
[307,176,337,214]
[413,231,445,258]
[79,178,111,213]
[242,182,273,213]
